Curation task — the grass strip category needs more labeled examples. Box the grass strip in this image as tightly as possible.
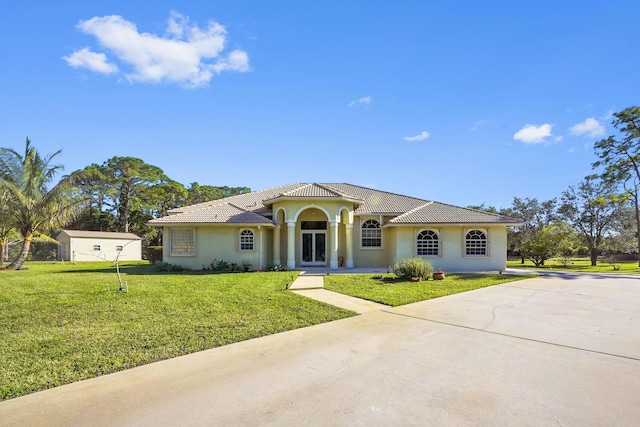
[324,273,536,307]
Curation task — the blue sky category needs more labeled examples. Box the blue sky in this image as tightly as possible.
[2,1,638,209]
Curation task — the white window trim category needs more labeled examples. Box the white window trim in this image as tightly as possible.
[464,228,489,257]
[359,217,383,250]
[239,229,255,252]
[170,228,196,257]
[416,229,441,257]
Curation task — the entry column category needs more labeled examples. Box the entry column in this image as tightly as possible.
[273,224,281,266]
[286,220,296,270]
[345,223,354,268]
[329,221,339,269]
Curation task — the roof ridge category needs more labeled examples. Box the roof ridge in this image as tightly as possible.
[324,183,430,203]
[317,183,359,198]
[279,183,312,197]
[391,201,433,221]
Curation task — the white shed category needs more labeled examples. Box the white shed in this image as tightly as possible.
[57,230,143,262]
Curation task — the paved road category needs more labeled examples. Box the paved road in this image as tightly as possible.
[1,274,639,426]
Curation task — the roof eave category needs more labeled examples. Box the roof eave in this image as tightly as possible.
[383,221,524,227]
[149,221,274,227]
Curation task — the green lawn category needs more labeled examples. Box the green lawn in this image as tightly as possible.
[507,258,640,274]
[324,273,536,306]
[0,262,356,401]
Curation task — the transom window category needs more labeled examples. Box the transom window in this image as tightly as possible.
[240,229,254,251]
[465,229,487,256]
[171,229,195,256]
[361,219,382,248]
[417,230,439,256]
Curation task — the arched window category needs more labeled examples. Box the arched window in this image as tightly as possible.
[465,229,487,256]
[361,219,381,248]
[240,229,254,251]
[417,230,439,256]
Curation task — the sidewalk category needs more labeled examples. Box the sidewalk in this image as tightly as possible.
[289,272,388,314]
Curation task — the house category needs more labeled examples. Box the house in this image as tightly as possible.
[57,230,142,262]
[149,183,522,272]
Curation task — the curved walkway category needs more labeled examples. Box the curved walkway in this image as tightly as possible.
[289,272,388,313]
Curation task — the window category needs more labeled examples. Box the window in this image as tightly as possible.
[417,230,439,256]
[93,245,101,251]
[361,219,382,248]
[465,230,487,256]
[116,245,123,251]
[171,229,194,256]
[240,229,254,251]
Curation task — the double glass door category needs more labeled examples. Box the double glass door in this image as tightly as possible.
[301,221,327,266]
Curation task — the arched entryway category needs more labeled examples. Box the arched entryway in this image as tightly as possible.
[298,207,329,267]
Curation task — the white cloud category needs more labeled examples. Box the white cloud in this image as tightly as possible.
[570,117,605,138]
[471,119,489,131]
[403,131,430,142]
[348,96,372,108]
[64,12,249,87]
[62,47,118,74]
[513,124,553,144]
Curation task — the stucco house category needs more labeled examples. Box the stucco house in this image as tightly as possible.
[57,230,142,262]
[149,183,522,272]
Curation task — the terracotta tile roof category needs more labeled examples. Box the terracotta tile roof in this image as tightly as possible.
[322,183,428,214]
[167,183,304,215]
[151,183,521,227]
[149,202,274,225]
[264,183,361,200]
[387,201,523,225]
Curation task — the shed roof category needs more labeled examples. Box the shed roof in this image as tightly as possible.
[58,230,142,240]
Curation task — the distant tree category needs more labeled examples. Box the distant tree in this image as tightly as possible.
[149,180,187,218]
[501,197,557,263]
[558,176,627,266]
[95,157,169,233]
[521,222,576,267]
[0,138,84,270]
[593,106,640,265]
[186,182,250,205]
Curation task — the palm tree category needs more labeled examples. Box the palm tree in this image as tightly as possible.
[0,188,15,267]
[0,138,83,270]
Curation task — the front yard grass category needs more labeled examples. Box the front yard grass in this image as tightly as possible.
[0,262,356,401]
[324,273,536,306]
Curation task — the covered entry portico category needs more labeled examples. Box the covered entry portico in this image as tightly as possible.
[269,200,356,270]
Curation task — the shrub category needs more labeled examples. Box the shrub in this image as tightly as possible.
[213,259,230,271]
[266,263,284,271]
[392,257,433,280]
[154,261,184,272]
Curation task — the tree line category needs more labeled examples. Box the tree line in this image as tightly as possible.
[0,143,248,270]
[468,106,640,267]
[1,106,639,270]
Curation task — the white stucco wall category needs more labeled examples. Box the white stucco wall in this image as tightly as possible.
[163,226,266,271]
[391,226,508,272]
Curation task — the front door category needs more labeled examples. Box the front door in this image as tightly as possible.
[301,231,326,266]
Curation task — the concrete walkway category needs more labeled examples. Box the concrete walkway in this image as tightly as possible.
[2,274,639,426]
[289,272,388,313]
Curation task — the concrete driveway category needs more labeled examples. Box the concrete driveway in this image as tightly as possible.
[1,274,639,426]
